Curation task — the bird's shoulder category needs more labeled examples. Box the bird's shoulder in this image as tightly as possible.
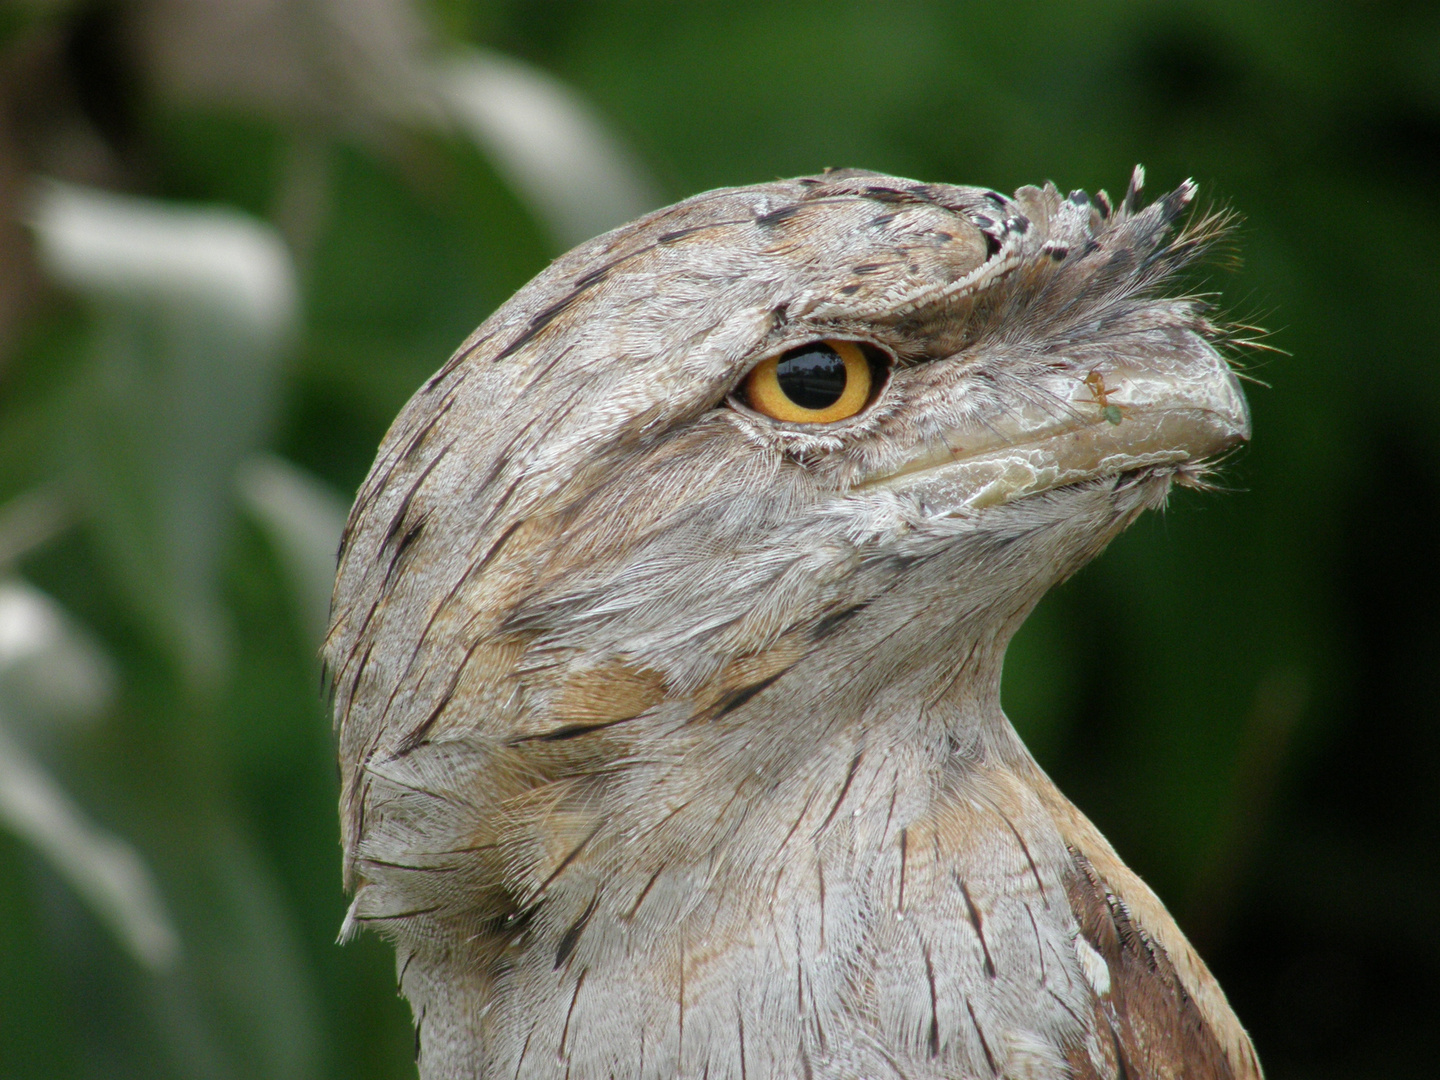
[1023,760,1264,1080]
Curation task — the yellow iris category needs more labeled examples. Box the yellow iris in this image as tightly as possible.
[742,340,873,424]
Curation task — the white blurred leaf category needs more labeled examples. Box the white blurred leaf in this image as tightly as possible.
[136,0,437,128]
[0,722,180,971]
[236,455,348,649]
[27,182,298,688]
[0,577,116,736]
[30,179,297,334]
[434,47,661,248]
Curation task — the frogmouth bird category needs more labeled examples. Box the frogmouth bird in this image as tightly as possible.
[326,167,1261,1079]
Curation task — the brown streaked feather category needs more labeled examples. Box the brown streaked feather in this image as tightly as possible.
[1064,849,1236,1080]
[1023,759,1263,1080]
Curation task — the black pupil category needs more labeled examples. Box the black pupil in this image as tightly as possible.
[775,344,847,409]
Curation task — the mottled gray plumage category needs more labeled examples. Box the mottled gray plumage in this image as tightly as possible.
[326,167,1261,1079]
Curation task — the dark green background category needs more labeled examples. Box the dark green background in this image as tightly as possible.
[1,2,1436,1077]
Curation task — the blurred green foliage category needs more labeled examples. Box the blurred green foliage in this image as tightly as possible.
[0,2,1436,1078]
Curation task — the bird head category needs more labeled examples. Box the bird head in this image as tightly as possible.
[325,164,1246,936]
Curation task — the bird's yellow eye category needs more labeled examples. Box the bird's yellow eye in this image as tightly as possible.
[741,340,875,424]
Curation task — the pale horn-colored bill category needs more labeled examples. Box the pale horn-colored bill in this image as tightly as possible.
[859,358,1250,510]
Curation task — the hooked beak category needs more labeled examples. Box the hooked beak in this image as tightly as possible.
[855,351,1250,510]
